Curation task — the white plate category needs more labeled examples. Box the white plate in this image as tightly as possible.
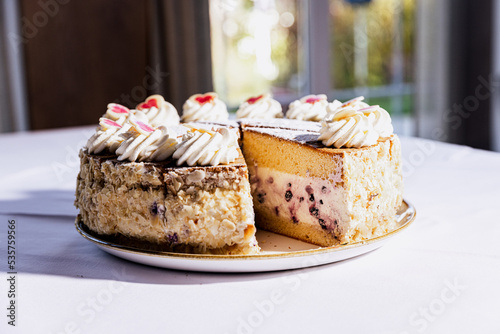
[76,200,416,273]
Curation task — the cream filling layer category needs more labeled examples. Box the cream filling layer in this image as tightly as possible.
[250,166,352,234]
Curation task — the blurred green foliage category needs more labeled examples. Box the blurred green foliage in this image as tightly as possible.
[366,95,413,115]
[211,0,415,112]
[330,0,415,88]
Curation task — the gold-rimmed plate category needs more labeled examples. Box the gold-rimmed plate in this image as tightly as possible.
[75,200,416,273]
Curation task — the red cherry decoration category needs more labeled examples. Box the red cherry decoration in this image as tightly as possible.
[136,121,155,133]
[101,119,122,128]
[305,96,323,104]
[108,104,129,114]
[137,99,159,110]
[246,95,264,104]
[195,94,215,104]
[341,97,363,108]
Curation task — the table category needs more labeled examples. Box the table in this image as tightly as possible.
[1,126,499,334]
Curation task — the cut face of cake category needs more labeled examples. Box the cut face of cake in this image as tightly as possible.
[76,120,259,255]
[241,123,403,246]
[76,148,257,254]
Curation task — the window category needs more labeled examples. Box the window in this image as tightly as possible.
[209,0,416,135]
[329,0,416,133]
[210,0,303,108]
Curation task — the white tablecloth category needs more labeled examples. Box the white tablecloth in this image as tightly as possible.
[1,127,499,334]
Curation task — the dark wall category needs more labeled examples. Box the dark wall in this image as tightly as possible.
[447,0,492,150]
[19,0,213,131]
[20,0,151,130]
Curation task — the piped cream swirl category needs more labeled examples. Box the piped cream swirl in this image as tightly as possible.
[173,126,239,166]
[359,105,393,137]
[320,96,393,147]
[104,103,130,123]
[318,109,379,148]
[236,94,283,119]
[86,115,142,154]
[324,96,369,120]
[86,118,125,154]
[137,95,180,126]
[181,92,229,122]
[115,118,178,162]
[286,94,331,121]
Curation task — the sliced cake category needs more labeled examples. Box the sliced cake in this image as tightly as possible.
[76,116,258,255]
[241,108,403,246]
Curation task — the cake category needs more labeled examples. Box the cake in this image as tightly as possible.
[241,126,402,246]
[76,147,257,255]
[75,94,403,254]
[241,98,402,246]
[76,107,259,255]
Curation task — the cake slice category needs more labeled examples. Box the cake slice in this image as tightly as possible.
[76,120,258,255]
[241,125,403,246]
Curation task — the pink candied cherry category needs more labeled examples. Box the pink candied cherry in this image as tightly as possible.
[107,103,130,114]
[99,118,122,128]
[135,120,155,133]
[130,118,155,135]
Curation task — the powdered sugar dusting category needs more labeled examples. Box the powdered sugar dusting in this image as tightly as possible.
[239,118,321,132]
[245,127,321,146]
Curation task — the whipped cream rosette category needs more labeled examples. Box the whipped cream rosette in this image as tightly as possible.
[103,103,131,124]
[136,94,180,126]
[318,109,379,148]
[318,100,394,148]
[103,102,160,126]
[339,96,369,110]
[359,105,394,137]
[173,125,239,166]
[86,106,153,154]
[115,118,178,162]
[236,94,283,119]
[286,94,336,121]
[324,96,369,120]
[86,118,128,154]
[326,99,343,115]
[181,92,229,122]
